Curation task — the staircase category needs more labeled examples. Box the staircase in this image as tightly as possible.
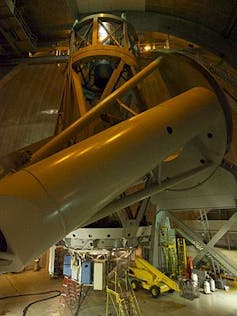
[169,211,237,276]
[175,226,236,276]
[198,210,220,273]
[199,209,212,242]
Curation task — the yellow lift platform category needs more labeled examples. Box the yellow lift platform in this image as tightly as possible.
[129,256,179,298]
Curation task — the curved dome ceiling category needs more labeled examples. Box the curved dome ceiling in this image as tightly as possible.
[10,0,237,67]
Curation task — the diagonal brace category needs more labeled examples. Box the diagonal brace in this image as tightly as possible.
[168,211,237,275]
[193,212,237,264]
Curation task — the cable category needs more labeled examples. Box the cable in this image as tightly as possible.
[74,286,91,316]
[0,290,60,300]
[0,290,61,316]
[22,291,61,316]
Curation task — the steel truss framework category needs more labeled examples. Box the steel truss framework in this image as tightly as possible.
[167,211,237,276]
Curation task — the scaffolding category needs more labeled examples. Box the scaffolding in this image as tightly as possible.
[106,270,142,316]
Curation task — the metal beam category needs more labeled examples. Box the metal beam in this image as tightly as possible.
[193,212,237,264]
[149,214,159,267]
[100,60,125,100]
[72,69,87,116]
[82,163,214,227]
[135,176,153,225]
[0,25,21,55]
[116,209,130,227]
[30,57,163,164]
[116,98,138,116]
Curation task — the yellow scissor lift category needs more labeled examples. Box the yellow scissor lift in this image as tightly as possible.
[129,256,179,298]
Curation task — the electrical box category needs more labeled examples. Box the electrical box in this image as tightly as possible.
[71,263,79,281]
[63,255,71,277]
[71,256,80,281]
[93,262,105,290]
[81,261,93,284]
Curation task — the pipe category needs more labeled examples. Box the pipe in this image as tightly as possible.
[30,57,163,164]
[0,87,225,272]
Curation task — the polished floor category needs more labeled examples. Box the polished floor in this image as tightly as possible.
[0,268,236,316]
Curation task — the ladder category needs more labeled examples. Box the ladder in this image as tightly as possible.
[177,238,187,276]
[199,209,212,242]
[168,211,237,276]
[175,227,234,275]
[199,209,221,274]
[106,271,142,316]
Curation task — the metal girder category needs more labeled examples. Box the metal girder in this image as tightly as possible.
[30,57,162,164]
[100,60,125,100]
[72,69,87,116]
[116,98,138,116]
[66,226,151,240]
[149,217,159,267]
[0,25,20,55]
[135,196,151,225]
[98,19,121,47]
[64,226,151,250]
[167,211,237,276]
[83,163,214,227]
[135,176,153,225]
[130,65,147,112]
[193,212,237,264]
[116,209,129,227]
[117,176,152,229]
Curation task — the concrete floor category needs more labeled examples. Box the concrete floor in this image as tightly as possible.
[0,269,237,316]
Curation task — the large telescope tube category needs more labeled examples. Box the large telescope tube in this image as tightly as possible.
[0,87,227,273]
